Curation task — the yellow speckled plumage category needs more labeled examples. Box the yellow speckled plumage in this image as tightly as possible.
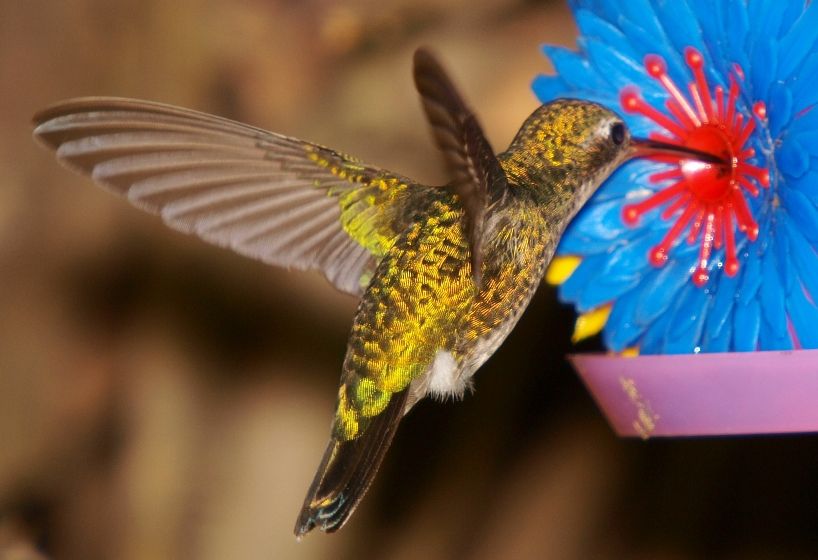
[327,100,628,441]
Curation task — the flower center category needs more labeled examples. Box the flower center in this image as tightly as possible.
[619,47,770,287]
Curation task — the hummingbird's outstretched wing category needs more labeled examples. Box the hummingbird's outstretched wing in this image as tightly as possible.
[33,97,429,296]
[413,48,507,286]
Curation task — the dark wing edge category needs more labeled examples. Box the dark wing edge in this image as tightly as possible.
[412,48,508,287]
[33,97,417,296]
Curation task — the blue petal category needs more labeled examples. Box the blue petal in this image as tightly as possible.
[736,248,762,306]
[575,9,637,59]
[787,103,818,136]
[783,214,818,303]
[774,217,797,296]
[789,52,818,110]
[733,299,761,351]
[614,16,664,64]
[620,110,665,137]
[603,286,644,351]
[652,0,705,59]
[705,270,739,338]
[616,0,664,41]
[778,2,818,79]
[759,326,794,351]
[768,82,795,139]
[749,38,777,102]
[531,75,566,103]
[780,187,818,245]
[687,0,728,70]
[702,314,732,352]
[613,6,694,87]
[781,2,810,37]
[576,275,639,312]
[633,259,690,327]
[748,1,795,41]
[795,131,818,159]
[788,283,818,348]
[639,305,673,355]
[540,45,608,93]
[558,199,634,254]
[777,137,810,178]
[759,241,788,339]
[568,0,619,23]
[599,227,665,278]
[575,228,668,311]
[723,0,751,73]
[788,169,818,199]
[558,253,609,304]
[663,284,709,354]
[583,37,654,92]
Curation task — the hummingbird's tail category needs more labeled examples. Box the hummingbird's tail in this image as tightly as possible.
[294,389,409,537]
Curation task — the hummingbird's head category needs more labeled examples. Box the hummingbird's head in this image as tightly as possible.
[500,99,631,196]
[500,99,722,204]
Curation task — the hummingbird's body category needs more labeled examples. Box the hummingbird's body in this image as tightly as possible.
[295,96,632,533]
[33,48,721,537]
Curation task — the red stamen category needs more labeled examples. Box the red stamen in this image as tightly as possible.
[731,191,759,240]
[713,206,724,250]
[733,63,745,81]
[693,212,717,287]
[645,54,701,126]
[731,113,745,138]
[621,88,687,138]
[742,164,770,186]
[687,208,706,244]
[715,85,725,121]
[725,74,739,129]
[661,192,691,220]
[650,203,698,266]
[736,118,756,147]
[665,99,696,130]
[649,131,679,144]
[738,176,759,197]
[649,168,683,183]
[689,82,708,123]
[723,209,738,276]
[622,180,686,225]
[686,47,715,122]
[619,46,770,286]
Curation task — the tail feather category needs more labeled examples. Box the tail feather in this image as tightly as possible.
[294,390,409,536]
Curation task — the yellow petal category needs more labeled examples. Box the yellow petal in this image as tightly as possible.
[620,347,640,357]
[572,304,612,343]
[545,256,581,285]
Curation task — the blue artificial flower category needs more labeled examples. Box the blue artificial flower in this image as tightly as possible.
[535,0,818,354]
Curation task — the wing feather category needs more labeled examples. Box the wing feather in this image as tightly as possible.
[412,48,508,286]
[34,97,428,296]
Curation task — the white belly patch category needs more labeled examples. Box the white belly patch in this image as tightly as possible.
[428,350,470,400]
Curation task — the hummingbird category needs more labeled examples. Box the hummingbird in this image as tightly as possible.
[33,48,721,536]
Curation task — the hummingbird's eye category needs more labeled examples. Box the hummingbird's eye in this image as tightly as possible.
[610,122,626,145]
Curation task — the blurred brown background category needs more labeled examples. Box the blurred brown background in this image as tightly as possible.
[2,1,818,559]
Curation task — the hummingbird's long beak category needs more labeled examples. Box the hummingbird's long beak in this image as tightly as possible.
[629,138,726,165]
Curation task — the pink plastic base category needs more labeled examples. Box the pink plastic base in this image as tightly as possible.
[570,350,818,438]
